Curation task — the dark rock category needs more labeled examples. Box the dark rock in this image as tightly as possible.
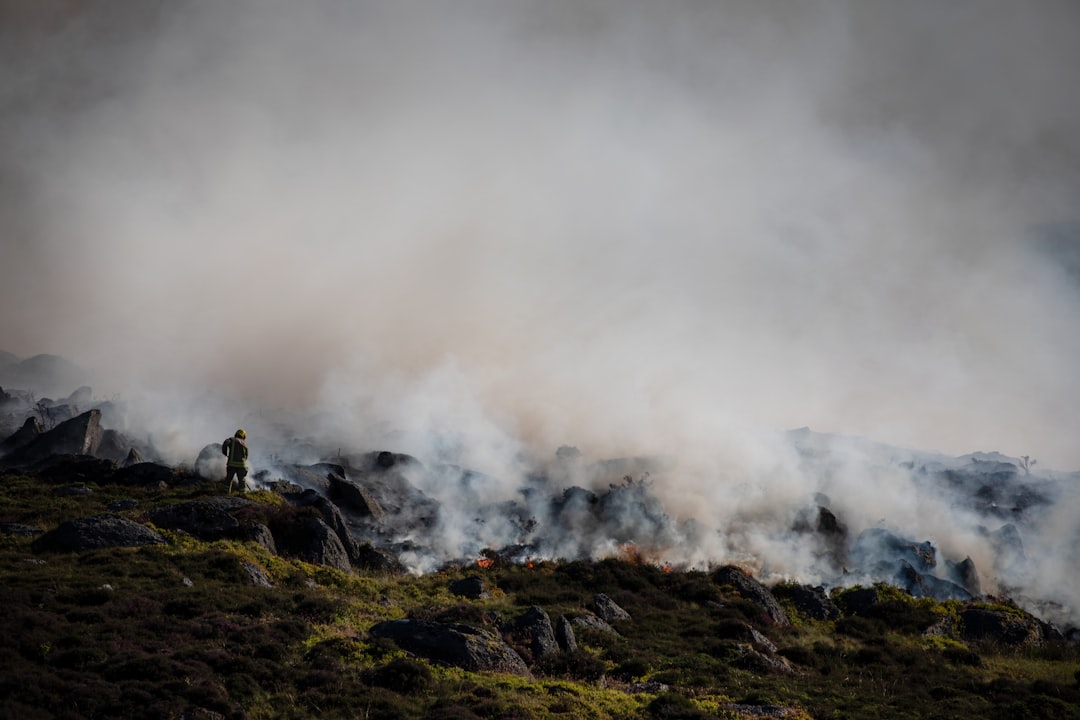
[0,522,43,536]
[449,576,490,600]
[96,429,139,463]
[895,561,972,601]
[509,605,559,659]
[713,566,790,625]
[121,448,142,467]
[248,523,277,555]
[368,619,530,676]
[146,498,253,541]
[773,584,840,621]
[851,528,937,575]
[295,516,351,572]
[1,409,104,467]
[285,487,366,567]
[107,498,139,511]
[835,586,882,616]
[0,416,42,455]
[570,613,617,634]
[350,543,405,573]
[555,615,578,653]
[33,455,117,484]
[328,473,385,520]
[946,557,982,597]
[731,643,796,675]
[241,561,274,588]
[960,607,1045,646]
[33,514,166,552]
[55,484,93,496]
[593,593,631,622]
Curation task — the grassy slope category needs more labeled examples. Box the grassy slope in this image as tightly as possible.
[1,472,1078,720]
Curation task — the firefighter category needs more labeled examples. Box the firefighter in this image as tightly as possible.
[222,428,249,494]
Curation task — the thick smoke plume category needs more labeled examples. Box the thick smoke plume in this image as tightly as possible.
[2,2,1079,620]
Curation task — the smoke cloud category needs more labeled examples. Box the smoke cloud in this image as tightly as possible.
[2,1,1079,617]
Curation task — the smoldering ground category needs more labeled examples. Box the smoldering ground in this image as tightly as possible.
[1,1,1079,619]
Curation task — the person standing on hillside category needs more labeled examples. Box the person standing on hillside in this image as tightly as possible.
[222,428,249,494]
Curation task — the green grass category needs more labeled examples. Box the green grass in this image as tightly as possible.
[1,468,1079,719]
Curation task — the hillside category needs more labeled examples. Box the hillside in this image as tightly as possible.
[2,459,1079,719]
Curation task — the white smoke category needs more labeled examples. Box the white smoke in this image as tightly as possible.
[2,0,1079,620]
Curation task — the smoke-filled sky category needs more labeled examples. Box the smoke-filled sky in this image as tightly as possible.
[2,0,1079,474]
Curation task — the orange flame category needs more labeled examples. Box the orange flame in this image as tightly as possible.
[477,557,495,569]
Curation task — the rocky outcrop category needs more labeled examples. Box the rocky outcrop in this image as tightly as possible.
[146,498,254,540]
[960,607,1053,647]
[555,615,577,652]
[571,613,617,634]
[241,561,274,588]
[449,576,490,600]
[713,566,790,626]
[33,514,166,552]
[772,584,840,621]
[328,473,385,520]
[593,593,631,622]
[1,409,103,467]
[507,606,559,660]
[0,416,42,455]
[368,619,530,676]
[294,516,351,572]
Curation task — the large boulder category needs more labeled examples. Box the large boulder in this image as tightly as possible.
[1,409,103,467]
[33,514,166,552]
[960,607,1054,647]
[0,416,42,455]
[294,516,351,572]
[368,619,530,676]
[772,584,840,621]
[593,593,631,623]
[506,606,559,660]
[713,566,790,626]
[146,498,254,540]
[194,443,226,480]
[328,473,385,520]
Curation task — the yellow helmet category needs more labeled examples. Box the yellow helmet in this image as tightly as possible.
[235,429,247,439]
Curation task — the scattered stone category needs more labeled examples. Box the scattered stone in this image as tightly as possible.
[509,605,559,659]
[328,472,385,520]
[732,643,796,675]
[450,576,489,600]
[570,613,617,634]
[368,619,530,676]
[33,514,166,552]
[182,577,194,587]
[295,516,351,572]
[248,523,277,555]
[555,615,578,653]
[146,497,252,541]
[0,409,104,467]
[713,566,790,625]
[774,584,840,621]
[0,416,42,454]
[593,593,631,622]
[0,522,43,536]
[895,560,972,601]
[960,607,1045,647]
[107,498,139,511]
[241,561,274,588]
[55,484,93,496]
